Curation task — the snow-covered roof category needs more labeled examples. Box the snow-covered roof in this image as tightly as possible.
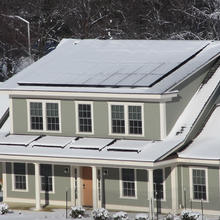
[1,40,220,94]
[178,105,220,160]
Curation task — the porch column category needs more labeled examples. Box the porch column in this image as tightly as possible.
[92,166,98,209]
[2,162,7,200]
[148,169,154,220]
[171,166,178,214]
[34,163,41,210]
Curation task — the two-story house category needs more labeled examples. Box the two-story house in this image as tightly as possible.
[0,39,220,215]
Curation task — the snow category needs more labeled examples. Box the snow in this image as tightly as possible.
[1,40,220,95]
[0,134,39,146]
[178,106,220,160]
[31,136,75,148]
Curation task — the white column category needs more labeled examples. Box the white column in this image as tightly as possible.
[171,166,178,214]
[160,102,167,140]
[2,162,7,200]
[92,166,98,209]
[34,163,41,210]
[148,169,154,220]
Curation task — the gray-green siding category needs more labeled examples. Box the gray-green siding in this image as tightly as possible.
[12,99,160,140]
[5,163,71,203]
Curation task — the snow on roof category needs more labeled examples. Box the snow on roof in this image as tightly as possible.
[1,40,220,94]
[69,138,114,150]
[31,136,76,148]
[0,134,39,146]
[178,105,220,160]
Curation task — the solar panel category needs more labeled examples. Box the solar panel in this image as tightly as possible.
[32,136,75,148]
[0,135,39,146]
[107,140,151,153]
[69,138,114,150]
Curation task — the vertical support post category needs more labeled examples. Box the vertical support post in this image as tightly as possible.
[66,189,68,219]
[171,166,178,214]
[92,166,98,209]
[34,163,41,210]
[148,169,154,220]
[2,162,7,201]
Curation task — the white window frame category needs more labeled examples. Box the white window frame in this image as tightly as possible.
[119,168,137,199]
[153,168,166,201]
[75,101,94,135]
[189,167,209,202]
[27,99,62,133]
[40,164,55,194]
[108,102,144,137]
[12,162,28,192]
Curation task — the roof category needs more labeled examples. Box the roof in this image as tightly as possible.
[1,40,220,94]
[178,105,220,160]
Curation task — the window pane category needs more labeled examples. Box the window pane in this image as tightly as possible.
[192,169,206,200]
[40,164,53,192]
[128,106,142,135]
[122,169,135,197]
[111,105,125,134]
[14,163,26,190]
[30,102,43,130]
[78,104,92,132]
[46,103,59,131]
[153,169,164,199]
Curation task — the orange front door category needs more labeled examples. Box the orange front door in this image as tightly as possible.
[82,167,93,207]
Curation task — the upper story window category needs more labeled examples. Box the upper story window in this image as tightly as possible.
[121,168,136,198]
[28,100,61,133]
[75,101,94,134]
[153,169,164,200]
[191,168,207,201]
[13,163,27,191]
[109,103,144,136]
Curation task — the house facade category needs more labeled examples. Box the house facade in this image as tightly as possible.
[0,39,220,215]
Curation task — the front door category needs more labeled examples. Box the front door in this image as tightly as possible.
[82,167,92,207]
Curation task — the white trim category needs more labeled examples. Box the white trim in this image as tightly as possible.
[171,166,178,213]
[108,102,144,137]
[75,101,94,135]
[27,99,62,133]
[119,168,137,199]
[92,166,98,208]
[34,162,41,210]
[11,162,28,192]
[189,166,209,202]
[9,98,14,134]
[40,164,55,194]
[8,90,178,102]
[160,102,167,140]
[2,162,7,199]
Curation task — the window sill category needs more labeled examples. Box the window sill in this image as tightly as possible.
[120,196,137,200]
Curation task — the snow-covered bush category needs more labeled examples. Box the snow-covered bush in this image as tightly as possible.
[69,206,85,218]
[113,211,129,220]
[135,213,149,220]
[165,213,174,220]
[181,210,200,220]
[0,203,8,215]
[91,208,110,220]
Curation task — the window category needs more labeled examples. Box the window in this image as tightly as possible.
[13,163,27,190]
[30,102,43,130]
[192,169,207,200]
[46,103,59,131]
[121,168,136,197]
[40,164,53,192]
[128,106,142,134]
[78,104,92,132]
[111,105,125,134]
[109,103,144,136]
[28,100,61,132]
[76,101,93,134]
[153,169,164,199]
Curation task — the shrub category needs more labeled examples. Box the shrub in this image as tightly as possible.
[0,203,8,215]
[181,210,200,220]
[113,211,129,220]
[165,213,174,220]
[69,206,85,218]
[91,208,110,220]
[135,213,149,220]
